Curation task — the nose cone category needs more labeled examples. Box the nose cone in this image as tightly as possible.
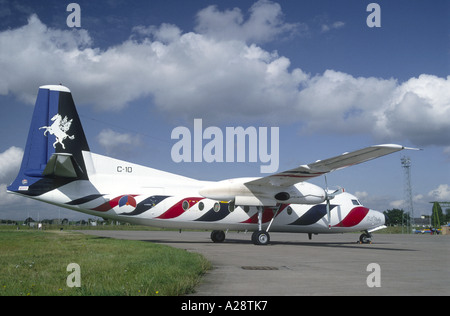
[370,209,388,228]
[363,209,387,229]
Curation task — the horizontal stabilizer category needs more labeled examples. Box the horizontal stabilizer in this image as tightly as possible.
[42,153,86,179]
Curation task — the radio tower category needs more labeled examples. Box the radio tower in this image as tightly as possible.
[401,156,414,233]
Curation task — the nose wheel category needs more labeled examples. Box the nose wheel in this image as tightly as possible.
[358,231,372,244]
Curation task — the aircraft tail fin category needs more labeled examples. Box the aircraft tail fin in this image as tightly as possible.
[8,85,90,196]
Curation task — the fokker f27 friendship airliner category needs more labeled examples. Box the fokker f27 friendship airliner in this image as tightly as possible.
[8,85,415,245]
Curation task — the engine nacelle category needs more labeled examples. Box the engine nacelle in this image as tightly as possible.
[199,178,326,206]
[271,182,326,205]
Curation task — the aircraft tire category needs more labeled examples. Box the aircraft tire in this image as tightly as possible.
[359,233,372,244]
[211,230,226,243]
[252,231,270,245]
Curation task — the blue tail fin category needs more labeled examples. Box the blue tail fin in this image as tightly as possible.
[8,85,90,196]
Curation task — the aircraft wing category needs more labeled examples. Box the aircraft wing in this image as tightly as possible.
[245,144,416,187]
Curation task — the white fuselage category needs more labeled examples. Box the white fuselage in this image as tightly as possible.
[30,151,386,234]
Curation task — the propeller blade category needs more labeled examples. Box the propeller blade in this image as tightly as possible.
[326,198,331,229]
[323,176,344,229]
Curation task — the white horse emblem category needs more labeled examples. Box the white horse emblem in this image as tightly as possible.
[40,114,75,149]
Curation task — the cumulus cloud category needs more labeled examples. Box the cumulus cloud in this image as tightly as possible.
[386,185,450,214]
[97,128,142,157]
[0,3,449,149]
[378,75,450,146]
[0,146,23,184]
[390,199,405,209]
[194,0,302,43]
[321,21,345,33]
[0,146,24,207]
[354,191,369,199]
[428,184,450,201]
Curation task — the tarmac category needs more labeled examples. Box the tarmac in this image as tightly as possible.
[79,230,450,296]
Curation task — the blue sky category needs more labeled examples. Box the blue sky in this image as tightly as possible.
[0,0,449,220]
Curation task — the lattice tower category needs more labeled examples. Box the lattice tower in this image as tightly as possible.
[401,156,414,233]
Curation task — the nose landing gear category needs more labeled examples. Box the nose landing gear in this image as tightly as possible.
[358,231,373,244]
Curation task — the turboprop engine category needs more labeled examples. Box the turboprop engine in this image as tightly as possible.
[199,177,326,206]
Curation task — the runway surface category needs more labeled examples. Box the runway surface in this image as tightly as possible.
[79,230,450,296]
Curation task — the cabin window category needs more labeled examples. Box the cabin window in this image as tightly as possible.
[213,202,220,212]
[287,206,293,215]
[182,200,189,210]
[198,201,204,211]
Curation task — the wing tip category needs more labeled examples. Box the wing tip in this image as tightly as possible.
[374,144,422,151]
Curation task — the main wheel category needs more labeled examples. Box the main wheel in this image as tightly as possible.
[252,231,270,245]
[211,230,226,243]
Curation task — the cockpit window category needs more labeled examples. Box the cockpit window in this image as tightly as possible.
[351,199,361,205]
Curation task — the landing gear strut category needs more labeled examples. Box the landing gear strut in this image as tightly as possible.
[250,204,282,245]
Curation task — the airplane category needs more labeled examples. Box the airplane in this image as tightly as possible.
[7,85,416,245]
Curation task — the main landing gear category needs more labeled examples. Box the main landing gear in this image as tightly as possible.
[211,230,226,243]
[251,230,270,245]
[250,204,282,245]
[210,205,280,245]
[210,229,271,245]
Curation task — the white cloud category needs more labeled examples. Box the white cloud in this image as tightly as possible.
[194,0,302,43]
[132,23,182,44]
[413,194,424,203]
[97,129,142,157]
[0,183,22,206]
[0,146,24,207]
[321,21,345,33]
[428,184,450,201]
[0,15,93,103]
[0,146,23,184]
[0,6,449,148]
[354,191,368,199]
[375,75,450,146]
[390,200,405,209]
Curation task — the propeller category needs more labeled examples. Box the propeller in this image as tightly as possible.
[324,175,344,229]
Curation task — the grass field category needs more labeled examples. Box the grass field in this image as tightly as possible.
[0,221,415,296]
[0,227,210,296]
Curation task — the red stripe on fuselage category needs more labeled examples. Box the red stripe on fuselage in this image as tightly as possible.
[333,206,369,227]
[156,197,204,219]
